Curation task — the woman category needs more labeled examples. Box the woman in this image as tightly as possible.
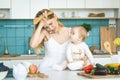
[30,9,70,73]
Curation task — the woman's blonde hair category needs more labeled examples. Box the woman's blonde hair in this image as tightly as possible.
[33,9,64,53]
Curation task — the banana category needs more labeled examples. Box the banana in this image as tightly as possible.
[104,63,120,70]
[113,38,120,46]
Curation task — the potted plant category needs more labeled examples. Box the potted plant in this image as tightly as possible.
[81,23,92,36]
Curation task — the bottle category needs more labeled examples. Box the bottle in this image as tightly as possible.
[4,39,9,55]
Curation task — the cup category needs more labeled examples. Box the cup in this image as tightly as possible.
[71,12,75,18]
[61,12,65,18]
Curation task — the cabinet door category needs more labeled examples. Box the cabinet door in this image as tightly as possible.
[11,0,30,19]
[85,0,103,8]
[30,0,49,19]
[49,0,67,8]
[67,0,85,8]
[86,0,119,8]
[0,0,10,8]
[0,60,42,68]
[103,0,119,8]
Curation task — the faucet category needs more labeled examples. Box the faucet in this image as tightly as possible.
[28,48,34,55]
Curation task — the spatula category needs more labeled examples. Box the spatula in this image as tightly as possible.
[104,41,113,56]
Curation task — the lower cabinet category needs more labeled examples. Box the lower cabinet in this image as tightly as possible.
[0,59,42,68]
[94,57,111,65]
[0,57,113,68]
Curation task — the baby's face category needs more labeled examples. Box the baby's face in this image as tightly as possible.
[70,27,81,43]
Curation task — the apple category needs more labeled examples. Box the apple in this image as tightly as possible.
[29,64,38,74]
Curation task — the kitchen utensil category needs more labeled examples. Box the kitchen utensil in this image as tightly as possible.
[27,72,48,78]
[104,41,112,55]
[100,27,116,53]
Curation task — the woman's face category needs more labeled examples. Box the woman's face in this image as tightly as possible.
[44,17,58,33]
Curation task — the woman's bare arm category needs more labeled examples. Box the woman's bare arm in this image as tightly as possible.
[30,11,49,48]
[30,22,45,48]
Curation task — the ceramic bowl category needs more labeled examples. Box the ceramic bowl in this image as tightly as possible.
[0,13,5,18]
[0,71,8,80]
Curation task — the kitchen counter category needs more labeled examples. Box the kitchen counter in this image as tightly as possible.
[0,55,43,60]
[0,54,111,60]
[4,70,120,80]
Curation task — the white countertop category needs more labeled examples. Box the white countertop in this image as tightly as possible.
[4,70,120,80]
[0,54,111,60]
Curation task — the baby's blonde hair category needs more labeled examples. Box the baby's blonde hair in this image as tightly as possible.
[74,26,88,41]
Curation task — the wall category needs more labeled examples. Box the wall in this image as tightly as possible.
[0,19,109,55]
[116,19,120,37]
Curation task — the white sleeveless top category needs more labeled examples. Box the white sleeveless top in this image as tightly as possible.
[38,28,71,73]
[44,37,69,64]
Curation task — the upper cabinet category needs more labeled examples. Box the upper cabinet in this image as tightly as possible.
[1,0,120,19]
[86,0,103,8]
[49,0,67,8]
[30,0,49,18]
[0,0,10,8]
[11,0,30,19]
[119,3,120,18]
[67,0,85,8]
[86,0,119,8]
[103,0,119,8]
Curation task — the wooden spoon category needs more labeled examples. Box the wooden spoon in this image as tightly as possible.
[104,41,113,56]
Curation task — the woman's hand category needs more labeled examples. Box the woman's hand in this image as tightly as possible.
[38,11,48,28]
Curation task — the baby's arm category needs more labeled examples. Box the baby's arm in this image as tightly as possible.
[66,45,73,63]
[83,55,88,66]
[84,44,94,64]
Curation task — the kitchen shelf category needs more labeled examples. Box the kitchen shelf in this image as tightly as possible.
[59,17,118,19]
[0,9,10,19]
[51,8,118,20]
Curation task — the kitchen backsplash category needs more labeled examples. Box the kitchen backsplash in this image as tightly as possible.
[0,19,109,55]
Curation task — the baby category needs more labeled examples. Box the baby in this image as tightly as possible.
[66,26,94,70]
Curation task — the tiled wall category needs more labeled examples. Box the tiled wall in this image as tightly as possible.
[0,19,109,55]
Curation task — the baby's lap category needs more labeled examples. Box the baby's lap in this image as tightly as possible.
[68,61,84,65]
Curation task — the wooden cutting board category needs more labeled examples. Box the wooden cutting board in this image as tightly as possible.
[27,73,48,78]
[77,72,120,79]
[100,26,116,53]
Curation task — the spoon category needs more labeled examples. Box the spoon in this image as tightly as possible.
[104,41,112,56]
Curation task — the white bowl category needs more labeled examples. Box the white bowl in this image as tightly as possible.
[0,71,8,80]
[0,13,5,18]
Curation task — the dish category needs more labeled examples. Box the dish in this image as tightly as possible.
[0,71,8,80]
